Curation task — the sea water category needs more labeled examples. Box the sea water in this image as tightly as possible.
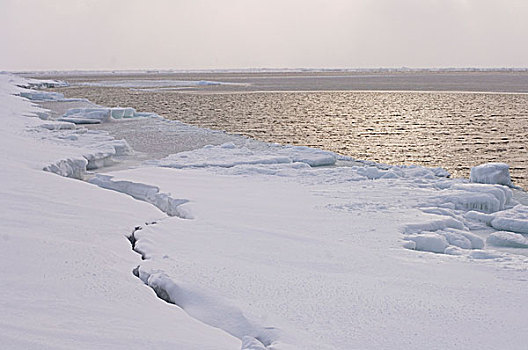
[48,71,528,189]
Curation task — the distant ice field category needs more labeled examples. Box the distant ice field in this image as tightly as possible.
[44,71,528,189]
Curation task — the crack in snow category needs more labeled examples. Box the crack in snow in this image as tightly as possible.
[126,223,282,350]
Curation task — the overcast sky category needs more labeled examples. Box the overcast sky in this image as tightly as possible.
[1,0,527,71]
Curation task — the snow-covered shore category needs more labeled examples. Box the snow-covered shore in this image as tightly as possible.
[1,73,527,349]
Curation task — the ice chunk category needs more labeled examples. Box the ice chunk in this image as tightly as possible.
[404,217,466,234]
[40,122,77,130]
[59,109,112,124]
[438,228,484,249]
[20,90,64,101]
[110,107,136,119]
[470,163,512,187]
[57,116,102,124]
[89,175,193,218]
[403,233,449,253]
[43,157,88,179]
[282,145,336,166]
[429,183,512,213]
[486,231,528,248]
[490,205,528,234]
[464,211,495,225]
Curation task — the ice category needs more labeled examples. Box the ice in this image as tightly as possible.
[20,90,65,101]
[154,142,337,169]
[89,174,193,218]
[3,73,528,350]
[40,121,77,130]
[427,183,513,213]
[487,231,528,248]
[490,205,528,233]
[464,210,495,225]
[403,233,449,253]
[59,107,155,124]
[43,157,89,179]
[470,162,513,187]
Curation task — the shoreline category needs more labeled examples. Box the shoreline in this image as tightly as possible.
[2,73,528,349]
[50,77,528,189]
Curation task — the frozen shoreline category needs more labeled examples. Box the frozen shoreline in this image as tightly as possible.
[2,73,528,349]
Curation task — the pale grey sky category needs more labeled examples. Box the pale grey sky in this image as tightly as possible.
[1,0,527,71]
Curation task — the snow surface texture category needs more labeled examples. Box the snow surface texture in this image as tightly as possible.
[2,73,528,349]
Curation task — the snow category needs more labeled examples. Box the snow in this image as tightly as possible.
[470,162,513,187]
[2,72,528,350]
[0,73,240,349]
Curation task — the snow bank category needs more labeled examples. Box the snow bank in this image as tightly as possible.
[470,163,513,187]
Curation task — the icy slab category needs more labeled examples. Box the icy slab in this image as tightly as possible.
[43,157,88,179]
[487,231,528,248]
[470,163,513,187]
[89,174,193,218]
[20,90,65,101]
[40,121,77,130]
[59,107,155,124]
[154,142,337,169]
[490,205,528,234]
[59,108,111,124]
